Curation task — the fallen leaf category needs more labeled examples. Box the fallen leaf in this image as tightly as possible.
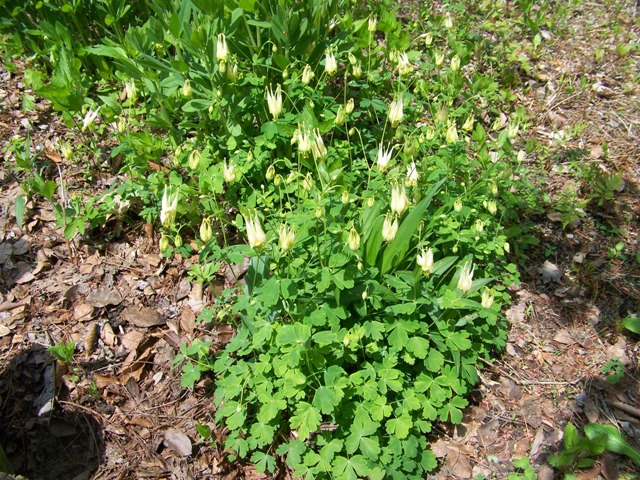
[530,427,545,457]
[431,439,449,458]
[74,303,95,321]
[84,322,99,356]
[445,448,472,479]
[537,464,554,480]
[94,373,119,389]
[86,287,122,308]
[0,324,11,336]
[121,306,165,328]
[553,329,575,345]
[164,429,192,457]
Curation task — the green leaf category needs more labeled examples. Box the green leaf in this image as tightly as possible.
[290,402,321,441]
[584,423,640,464]
[345,421,380,458]
[313,386,339,415]
[623,317,640,335]
[386,415,412,439]
[405,336,430,359]
[250,451,276,473]
[15,194,26,229]
[421,450,438,472]
[380,178,445,274]
[438,396,467,423]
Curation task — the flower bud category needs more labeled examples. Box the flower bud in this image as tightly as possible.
[274,174,283,186]
[341,190,350,205]
[335,105,347,126]
[60,143,73,160]
[315,205,323,219]
[368,16,378,32]
[174,234,183,248]
[226,60,238,82]
[159,234,170,252]
[160,186,179,228]
[450,54,460,72]
[345,98,354,115]
[302,64,315,85]
[348,52,357,65]
[200,218,213,243]
[302,172,314,191]
[425,126,435,141]
[282,68,288,80]
[486,200,497,215]
[389,95,404,128]
[517,150,526,163]
[347,227,360,251]
[454,198,463,212]
[348,127,356,137]
[266,165,275,181]
[504,242,510,253]
[182,79,192,97]
[435,105,448,124]
[434,51,444,67]
[188,150,201,170]
[424,32,433,46]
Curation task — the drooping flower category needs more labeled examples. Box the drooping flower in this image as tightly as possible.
[450,54,461,72]
[182,79,192,97]
[223,160,236,183]
[216,33,228,63]
[81,106,100,131]
[302,64,314,85]
[424,32,433,46]
[486,199,497,215]
[159,234,170,252]
[417,247,434,275]
[266,165,275,181]
[302,172,314,191]
[352,61,362,79]
[382,214,398,242]
[368,16,378,32]
[454,198,463,212]
[434,50,444,67]
[266,84,283,121]
[406,161,419,186]
[462,114,475,131]
[279,224,295,253]
[444,13,454,29]
[124,79,136,102]
[457,263,475,292]
[446,120,459,143]
[390,184,409,216]
[189,149,201,170]
[397,52,413,76]
[244,211,267,250]
[345,98,355,114]
[347,227,361,251]
[435,104,448,124]
[200,217,213,243]
[389,95,404,127]
[160,186,179,228]
[377,144,394,171]
[311,129,327,161]
[335,105,347,126]
[226,60,238,82]
[481,288,494,309]
[325,49,337,76]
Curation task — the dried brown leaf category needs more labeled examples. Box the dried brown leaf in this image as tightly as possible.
[121,306,165,328]
[164,429,192,457]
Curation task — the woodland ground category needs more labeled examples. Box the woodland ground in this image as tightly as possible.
[0,1,639,479]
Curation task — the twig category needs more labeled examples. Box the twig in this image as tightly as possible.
[610,400,640,419]
[478,357,584,386]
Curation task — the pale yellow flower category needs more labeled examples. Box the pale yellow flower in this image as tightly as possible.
[457,263,475,292]
[417,247,434,275]
[382,214,398,242]
[244,211,267,250]
[390,184,409,216]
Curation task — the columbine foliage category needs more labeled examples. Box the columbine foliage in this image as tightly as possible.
[2,0,542,477]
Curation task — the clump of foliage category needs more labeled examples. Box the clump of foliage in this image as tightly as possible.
[2,0,546,477]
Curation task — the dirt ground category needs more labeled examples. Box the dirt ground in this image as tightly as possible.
[0,2,639,479]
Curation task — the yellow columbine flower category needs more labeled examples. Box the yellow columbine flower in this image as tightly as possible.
[244,211,267,250]
[347,227,360,251]
[302,64,315,85]
[481,288,494,309]
[160,186,179,228]
[266,84,283,121]
[382,214,399,242]
[446,120,459,143]
[200,218,213,243]
[223,160,236,183]
[278,224,295,253]
[390,184,409,216]
[457,263,475,292]
[389,95,404,128]
[377,144,394,171]
[216,33,228,62]
[450,54,461,72]
[417,247,434,275]
[325,49,337,76]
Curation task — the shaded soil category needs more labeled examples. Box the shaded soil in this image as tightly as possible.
[0,1,639,479]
